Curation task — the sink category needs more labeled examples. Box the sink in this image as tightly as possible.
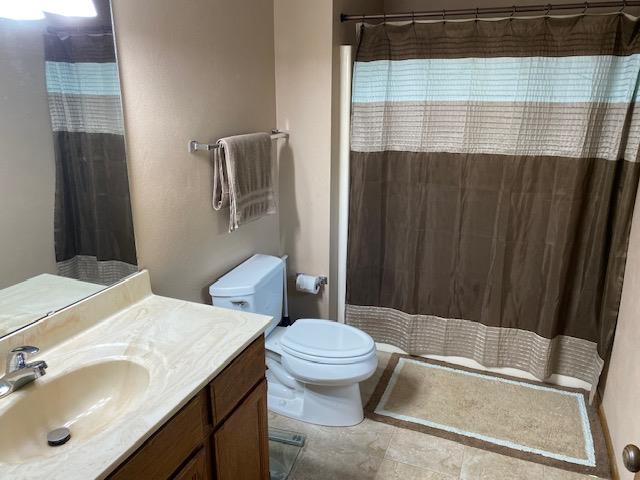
[0,360,149,464]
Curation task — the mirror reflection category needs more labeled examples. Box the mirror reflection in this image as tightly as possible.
[0,0,137,338]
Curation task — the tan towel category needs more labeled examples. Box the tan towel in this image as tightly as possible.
[212,132,276,232]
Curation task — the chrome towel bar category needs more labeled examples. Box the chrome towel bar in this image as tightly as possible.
[188,129,289,153]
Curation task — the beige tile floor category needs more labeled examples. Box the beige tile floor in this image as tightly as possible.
[268,351,605,480]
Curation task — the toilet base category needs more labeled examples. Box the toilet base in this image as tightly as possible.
[266,370,365,427]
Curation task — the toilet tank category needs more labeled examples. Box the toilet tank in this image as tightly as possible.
[209,254,284,335]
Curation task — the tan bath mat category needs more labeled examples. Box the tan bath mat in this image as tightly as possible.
[366,354,611,478]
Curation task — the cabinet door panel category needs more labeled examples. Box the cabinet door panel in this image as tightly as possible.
[214,379,269,480]
[173,448,209,480]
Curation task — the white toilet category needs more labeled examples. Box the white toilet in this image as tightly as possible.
[210,254,377,426]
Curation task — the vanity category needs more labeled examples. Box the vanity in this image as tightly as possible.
[0,271,272,479]
[110,336,268,480]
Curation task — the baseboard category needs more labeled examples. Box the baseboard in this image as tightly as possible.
[598,402,620,480]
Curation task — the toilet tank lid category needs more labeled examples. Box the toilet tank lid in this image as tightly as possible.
[209,254,283,297]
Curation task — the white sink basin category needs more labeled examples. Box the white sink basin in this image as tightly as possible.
[0,360,149,464]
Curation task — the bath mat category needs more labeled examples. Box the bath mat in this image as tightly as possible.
[366,354,611,478]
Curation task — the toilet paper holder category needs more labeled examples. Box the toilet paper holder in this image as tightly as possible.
[296,274,327,286]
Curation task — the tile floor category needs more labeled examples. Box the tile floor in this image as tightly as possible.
[268,351,605,480]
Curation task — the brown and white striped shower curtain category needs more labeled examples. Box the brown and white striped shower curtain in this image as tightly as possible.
[346,14,640,393]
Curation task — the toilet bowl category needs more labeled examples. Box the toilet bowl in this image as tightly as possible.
[209,254,378,427]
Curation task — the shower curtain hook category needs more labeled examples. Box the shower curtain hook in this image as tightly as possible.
[619,0,627,13]
[475,7,479,21]
[442,9,446,22]
[583,2,589,14]
[510,5,517,19]
[411,11,415,23]
[545,3,551,16]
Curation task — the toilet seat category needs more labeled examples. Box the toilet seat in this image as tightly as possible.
[282,351,378,386]
[280,319,375,364]
[281,346,376,365]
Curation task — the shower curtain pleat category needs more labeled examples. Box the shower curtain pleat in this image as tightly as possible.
[346,15,640,398]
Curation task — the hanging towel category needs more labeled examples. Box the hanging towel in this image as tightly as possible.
[212,132,276,232]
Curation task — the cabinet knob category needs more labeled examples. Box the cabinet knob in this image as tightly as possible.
[623,444,640,473]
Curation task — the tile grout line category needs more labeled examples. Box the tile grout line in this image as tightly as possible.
[459,444,468,480]
[390,456,461,480]
[382,426,399,461]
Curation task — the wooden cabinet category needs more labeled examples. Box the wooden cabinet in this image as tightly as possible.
[210,337,265,426]
[108,336,269,480]
[214,380,269,480]
[174,449,209,480]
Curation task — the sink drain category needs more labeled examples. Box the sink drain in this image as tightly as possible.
[47,427,71,447]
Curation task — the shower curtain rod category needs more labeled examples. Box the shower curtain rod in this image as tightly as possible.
[341,1,640,22]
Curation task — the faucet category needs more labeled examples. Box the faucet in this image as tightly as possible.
[0,346,47,398]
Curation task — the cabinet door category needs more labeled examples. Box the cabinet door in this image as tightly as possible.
[173,448,209,480]
[214,379,269,480]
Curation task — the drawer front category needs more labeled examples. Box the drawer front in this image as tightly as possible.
[173,448,209,480]
[210,336,265,425]
[110,391,208,480]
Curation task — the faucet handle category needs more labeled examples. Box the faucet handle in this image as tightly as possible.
[7,346,40,373]
[26,360,47,378]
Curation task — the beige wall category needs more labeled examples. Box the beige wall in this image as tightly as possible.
[112,0,279,303]
[0,20,56,289]
[603,192,640,480]
[274,0,382,320]
[274,0,333,320]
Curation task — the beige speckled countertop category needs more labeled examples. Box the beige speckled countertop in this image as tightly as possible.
[0,270,270,479]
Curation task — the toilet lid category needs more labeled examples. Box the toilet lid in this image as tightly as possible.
[280,319,375,360]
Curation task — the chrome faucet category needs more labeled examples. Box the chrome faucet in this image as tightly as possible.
[0,346,47,398]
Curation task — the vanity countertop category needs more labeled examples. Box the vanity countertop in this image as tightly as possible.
[0,270,270,479]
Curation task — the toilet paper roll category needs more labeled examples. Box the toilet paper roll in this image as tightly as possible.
[296,274,320,294]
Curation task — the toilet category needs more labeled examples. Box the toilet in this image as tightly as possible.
[209,254,377,426]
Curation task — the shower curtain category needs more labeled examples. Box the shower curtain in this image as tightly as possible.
[44,31,137,285]
[346,14,640,393]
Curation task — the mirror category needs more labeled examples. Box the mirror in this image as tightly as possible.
[0,0,137,338]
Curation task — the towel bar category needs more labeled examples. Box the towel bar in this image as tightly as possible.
[188,130,289,153]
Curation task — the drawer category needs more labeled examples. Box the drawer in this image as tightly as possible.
[110,391,208,480]
[210,336,265,426]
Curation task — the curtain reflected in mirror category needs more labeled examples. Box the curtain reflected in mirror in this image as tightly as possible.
[0,0,137,338]
[45,22,136,284]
